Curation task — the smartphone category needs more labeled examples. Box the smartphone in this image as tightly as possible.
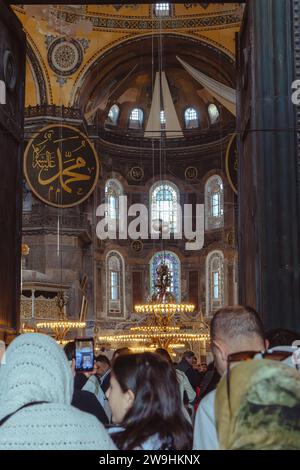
[75,338,94,372]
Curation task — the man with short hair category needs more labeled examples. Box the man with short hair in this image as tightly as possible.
[63,341,108,425]
[177,350,202,391]
[193,305,266,450]
[95,354,111,394]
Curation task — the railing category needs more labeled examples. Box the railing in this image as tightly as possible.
[23,207,92,235]
[93,123,236,150]
[21,295,61,320]
[25,105,82,120]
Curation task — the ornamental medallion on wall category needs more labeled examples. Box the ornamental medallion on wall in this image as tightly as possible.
[24,124,100,208]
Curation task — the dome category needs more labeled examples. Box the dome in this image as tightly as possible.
[76,35,236,137]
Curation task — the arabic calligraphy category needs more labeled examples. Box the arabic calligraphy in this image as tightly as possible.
[24,125,100,208]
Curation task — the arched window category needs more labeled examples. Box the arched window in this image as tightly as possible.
[205,175,224,230]
[208,103,220,124]
[154,3,170,17]
[184,107,199,129]
[150,251,181,302]
[108,104,119,125]
[129,107,143,129]
[105,179,123,222]
[150,181,180,234]
[206,251,224,314]
[106,251,125,317]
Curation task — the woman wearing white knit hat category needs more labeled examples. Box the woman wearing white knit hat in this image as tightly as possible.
[0,333,116,450]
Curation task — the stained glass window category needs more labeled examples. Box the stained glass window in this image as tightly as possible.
[150,251,181,302]
[206,251,224,314]
[205,175,224,230]
[150,181,180,234]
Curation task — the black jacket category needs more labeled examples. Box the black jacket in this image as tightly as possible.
[177,358,203,391]
[72,389,108,425]
[72,372,108,425]
[100,371,111,394]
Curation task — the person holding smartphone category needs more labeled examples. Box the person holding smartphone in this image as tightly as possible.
[64,340,108,425]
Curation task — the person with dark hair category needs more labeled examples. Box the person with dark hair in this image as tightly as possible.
[112,347,131,362]
[63,341,108,425]
[106,352,193,450]
[176,350,203,391]
[96,354,111,367]
[95,354,111,394]
[193,305,266,451]
[266,328,300,348]
[155,348,196,424]
[63,340,76,361]
[197,361,220,402]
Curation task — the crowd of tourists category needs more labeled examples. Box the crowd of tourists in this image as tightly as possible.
[0,305,299,450]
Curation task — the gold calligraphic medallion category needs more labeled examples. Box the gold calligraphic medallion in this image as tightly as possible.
[225,133,238,195]
[129,166,144,182]
[24,124,100,208]
[131,239,143,253]
[185,166,198,180]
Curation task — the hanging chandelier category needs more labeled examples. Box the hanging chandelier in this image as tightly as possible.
[135,263,195,326]
[97,264,209,351]
[37,290,86,343]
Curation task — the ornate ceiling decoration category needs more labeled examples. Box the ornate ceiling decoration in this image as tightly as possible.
[18,4,243,35]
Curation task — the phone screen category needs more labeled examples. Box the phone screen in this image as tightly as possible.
[75,338,94,372]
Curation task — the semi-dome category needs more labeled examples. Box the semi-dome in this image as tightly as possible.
[76,35,236,138]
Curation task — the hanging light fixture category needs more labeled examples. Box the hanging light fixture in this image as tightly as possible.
[97,264,209,351]
[135,264,195,324]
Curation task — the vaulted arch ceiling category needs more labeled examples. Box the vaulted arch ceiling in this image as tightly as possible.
[75,34,236,130]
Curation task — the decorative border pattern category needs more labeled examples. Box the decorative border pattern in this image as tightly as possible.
[57,11,241,31]
[85,4,239,20]
[24,104,81,120]
[26,31,53,105]
[185,30,236,60]
[26,43,47,105]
